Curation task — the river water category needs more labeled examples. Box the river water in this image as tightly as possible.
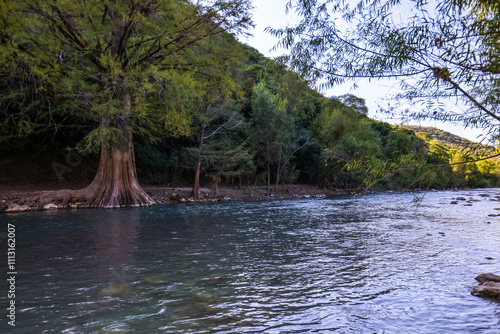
[1,189,500,333]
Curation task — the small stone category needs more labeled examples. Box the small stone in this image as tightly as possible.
[6,203,20,212]
[170,193,185,202]
[456,197,466,201]
[5,203,30,212]
[43,203,58,210]
[450,201,458,204]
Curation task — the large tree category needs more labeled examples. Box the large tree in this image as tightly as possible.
[1,0,251,208]
[271,0,500,143]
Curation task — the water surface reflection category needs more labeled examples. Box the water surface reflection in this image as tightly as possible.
[0,189,499,333]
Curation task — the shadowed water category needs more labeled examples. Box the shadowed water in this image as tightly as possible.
[1,189,500,333]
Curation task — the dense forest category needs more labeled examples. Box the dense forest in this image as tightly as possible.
[1,0,499,209]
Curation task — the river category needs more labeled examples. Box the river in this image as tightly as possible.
[1,189,499,333]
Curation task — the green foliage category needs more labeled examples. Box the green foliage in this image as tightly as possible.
[384,128,415,159]
[134,141,170,184]
[250,81,296,187]
[272,0,500,143]
[202,139,256,179]
[1,0,499,193]
[1,0,253,150]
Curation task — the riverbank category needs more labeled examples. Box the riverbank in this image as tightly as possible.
[144,184,355,204]
[0,184,359,211]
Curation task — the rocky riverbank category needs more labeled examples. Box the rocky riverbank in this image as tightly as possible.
[0,184,358,212]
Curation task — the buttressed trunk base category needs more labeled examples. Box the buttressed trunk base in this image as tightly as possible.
[20,135,155,209]
[80,138,155,208]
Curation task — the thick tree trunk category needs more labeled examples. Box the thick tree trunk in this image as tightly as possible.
[79,134,155,208]
[18,88,156,209]
[19,134,155,209]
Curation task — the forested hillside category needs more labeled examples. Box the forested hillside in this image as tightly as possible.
[1,0,499,209]
[404,126,480,150]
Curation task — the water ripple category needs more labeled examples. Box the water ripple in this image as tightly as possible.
[1,189,499,333]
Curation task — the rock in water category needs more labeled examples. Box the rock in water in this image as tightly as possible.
[476,273,500,283]
[472,273,500,301]
[472,282,500,300]
[100,283,131,296]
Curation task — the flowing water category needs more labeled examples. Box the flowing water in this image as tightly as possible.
[1,189,500,333]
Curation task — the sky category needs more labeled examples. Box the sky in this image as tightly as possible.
[239,0,486,143]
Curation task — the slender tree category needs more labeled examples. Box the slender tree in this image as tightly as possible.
[191,101,242,199]
[1,0,252,208]
[250,82,295,191]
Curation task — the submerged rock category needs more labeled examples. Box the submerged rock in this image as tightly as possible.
[100,283,131,297]
[200,273,227,282]
[141,276,166,284]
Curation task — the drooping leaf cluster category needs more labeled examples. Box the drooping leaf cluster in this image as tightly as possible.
[271,0,500,143]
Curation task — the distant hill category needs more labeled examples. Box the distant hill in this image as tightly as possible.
[403,125,499,161]
[404,125,478,149]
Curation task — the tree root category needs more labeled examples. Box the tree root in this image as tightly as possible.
[10,184,156,211]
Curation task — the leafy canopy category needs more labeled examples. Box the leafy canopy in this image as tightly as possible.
[0,0,253,149]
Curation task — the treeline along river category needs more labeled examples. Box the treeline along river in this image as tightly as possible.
[1,189,499,333]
